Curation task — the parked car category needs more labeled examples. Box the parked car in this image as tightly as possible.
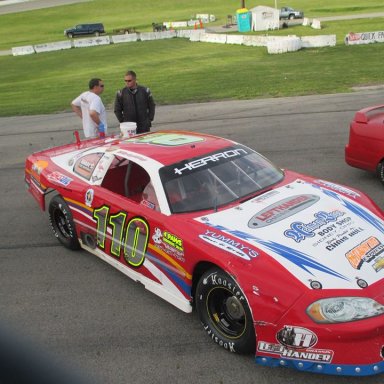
[25,130,384,376]
[279,6,304,19]
[64,23,105,38]
[345,104,384,183]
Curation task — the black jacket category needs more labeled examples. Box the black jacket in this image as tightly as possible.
[114,85,155,133]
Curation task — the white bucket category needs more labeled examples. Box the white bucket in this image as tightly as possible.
[120,122,137,138]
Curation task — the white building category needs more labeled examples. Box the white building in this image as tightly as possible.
[250,6,280,31]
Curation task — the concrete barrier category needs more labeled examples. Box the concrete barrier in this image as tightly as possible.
[139,32,157,41]
[176,29,206,40]
[267,36,302,54]
[73,36,110,48]
[111,33,139,44]
[243,35,270,47]
[226,35,244,45]
[311,19,321,29]
[12,45,35,56]
[34,40,72,53]
[200,32,227,44]
[10,26,342,58]
[154,30,177,39]
[139,31,176,41]
[188,30,205,42]
[301,35,336,48]
[176,29,193,38]
[302,18,310,26]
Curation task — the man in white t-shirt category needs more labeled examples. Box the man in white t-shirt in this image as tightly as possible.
[71,78,108,138]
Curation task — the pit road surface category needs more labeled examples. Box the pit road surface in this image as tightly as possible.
[1,88,384,383]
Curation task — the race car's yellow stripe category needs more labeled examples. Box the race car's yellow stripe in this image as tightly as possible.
[148,243,192,280]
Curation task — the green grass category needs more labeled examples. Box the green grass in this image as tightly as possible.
[0,0,383,116]
[0,0,383,49]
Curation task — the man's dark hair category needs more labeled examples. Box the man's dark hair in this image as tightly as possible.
[125,70,137,79]
[89,78,102,89]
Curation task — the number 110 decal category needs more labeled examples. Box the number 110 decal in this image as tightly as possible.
[93,205,149,267]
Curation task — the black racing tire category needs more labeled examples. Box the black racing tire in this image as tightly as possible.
[49,196,80,250]
[195,268,256,354]
[378,161,384,185]
[289,14,295,20]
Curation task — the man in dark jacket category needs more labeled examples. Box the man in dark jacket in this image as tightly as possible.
[114,70,156,134]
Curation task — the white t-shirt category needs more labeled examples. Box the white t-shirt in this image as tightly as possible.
[72,91,107,138]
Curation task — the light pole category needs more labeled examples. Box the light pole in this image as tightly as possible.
[241,1,245,8]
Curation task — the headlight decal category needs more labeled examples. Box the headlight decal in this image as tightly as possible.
[307,297,384,323]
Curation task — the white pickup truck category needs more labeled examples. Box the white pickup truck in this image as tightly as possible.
[279,7,304,20]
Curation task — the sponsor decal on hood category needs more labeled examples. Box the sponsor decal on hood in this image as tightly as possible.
[199,229,259,261]
[195,180,384,289]
[248,194,319,228]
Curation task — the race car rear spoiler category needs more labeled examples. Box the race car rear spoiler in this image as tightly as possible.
[354,104,384,124]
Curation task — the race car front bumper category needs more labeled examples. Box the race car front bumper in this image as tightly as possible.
[254,307,384,376]
[255,353,384,376]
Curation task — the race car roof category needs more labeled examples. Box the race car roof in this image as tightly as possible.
[114,131,236,166]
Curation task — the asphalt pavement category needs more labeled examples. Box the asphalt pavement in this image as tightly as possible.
[0,0,90,14]
[1,88,384,384]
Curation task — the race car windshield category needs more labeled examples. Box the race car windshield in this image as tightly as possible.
[160,145,284,213]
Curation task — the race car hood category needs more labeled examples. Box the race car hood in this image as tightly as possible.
[195,179,384,290]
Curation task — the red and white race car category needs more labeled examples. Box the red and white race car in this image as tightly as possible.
[25,130,384,376]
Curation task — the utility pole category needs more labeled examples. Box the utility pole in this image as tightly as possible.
[241,0,245,8]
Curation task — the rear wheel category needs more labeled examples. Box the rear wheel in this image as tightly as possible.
[289,14,295,20]
[195,268,255,354]
[49,196,80,250]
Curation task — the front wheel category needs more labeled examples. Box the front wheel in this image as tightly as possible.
[67,33,73,38]
[49,196,80,250]
[195,268,255,354]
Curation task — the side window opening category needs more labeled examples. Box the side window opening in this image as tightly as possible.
[125,162,150,200]
[101,157,156,207]
[101,156,129,196]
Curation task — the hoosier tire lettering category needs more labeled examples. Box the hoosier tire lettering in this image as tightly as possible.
[196,268,255,354]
